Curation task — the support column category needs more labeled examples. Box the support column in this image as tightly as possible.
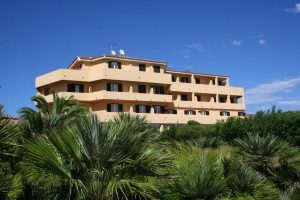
[129,105,133,113]
[150,87,154,94]
[176,76,179,82]
[227,95,230,104]
[150,106,154,114]
[88,85,92,93]
[215,77,218,85]
[216,94,219,103]
[129,85,133,93]
[226,77,230,86]
[191,74,195,84]
[176,94,181,101]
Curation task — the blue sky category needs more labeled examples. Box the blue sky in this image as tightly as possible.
[0,0,300,116]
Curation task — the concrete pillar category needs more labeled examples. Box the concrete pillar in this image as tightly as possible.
[150,106,154,114]
[227,95,230,103]
[159,124,164,132]
[88,85,92,93]
[176,94,181,101]
[192,92,195,101]
[129,85,133,93]
[191,74,195,84]
[226,77,230,86]
[216,94,219,103]
[150,87,154,94]
[176,76,179,82]
[215,77,218,85]
[129,105,133,113]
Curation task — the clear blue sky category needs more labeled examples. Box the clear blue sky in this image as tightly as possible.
[1,0,300,116]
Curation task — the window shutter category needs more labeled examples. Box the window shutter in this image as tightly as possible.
[79,84,84,93]
[118,62,121,69]
[184,110,188,115]
[206,111,209,115]
[192,111,196,115]
[161,106,165,113]
[227,112,230,116]
[107,104,111,112]
[118,84,123,92]
[220,112,223,116]
[108,61,112,68]
[161,87,164,94]
[135,105,139,113]
[146,105,151,113]
[174,110,177,114]
[118,104,123,112]
[107,83,111,91]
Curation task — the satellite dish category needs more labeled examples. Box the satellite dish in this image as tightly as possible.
[119,49,125,56]
[111,50,116,55]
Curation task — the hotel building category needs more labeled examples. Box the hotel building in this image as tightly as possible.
[35,54,246,130]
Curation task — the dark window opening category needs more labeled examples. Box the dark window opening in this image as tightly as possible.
[199,111,209,116]
[107,103,123,112]
[67,84,84,93]
[181,94,188,101]
[108,61,121,69]
[165,109,177,114]
[196,95,201,102]
[180,77,190,83]
[184,110,196,115]
[44,88,50,96]
[151,86,164,94]
[153,105,164,114]
[139,64,146,71]
[153,65,160,73]
[138,85,146,93]
[172,76,176,82]
[135,105,151,113]
[195,78,200,84]
[107,83,122,92]
[238,112,246,116]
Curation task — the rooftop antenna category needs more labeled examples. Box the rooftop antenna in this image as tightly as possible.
[119,49,125,57]
[110,43,116,55]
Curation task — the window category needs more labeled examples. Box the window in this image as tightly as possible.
[238,112,245,116]
[153,65,160,73]
[212,80,216,85]
[172,76,176,82]
[107,83,122,92]
[165,109,177,114]
[135,105,150,113]
[195,95,201,102]
[44,88,50,96]
[139,64,146,71]
[220,111,230,116]
[138,85,146,93]
[67,84,84,93]
[180,77,189,83]
[219,96,227,103]
[184,110,196,115]
[151,86,164,94]
[181,94,188,101]
[108,61,121,69]
[199,111,209,116]
[195,78,200,84]
[107,103,123,112]
[153,105,164,114]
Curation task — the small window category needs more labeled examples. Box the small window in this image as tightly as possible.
[172,76,176,82]
[199,111,209,116]
[44,88,50,96]
[139,64,146,71]
[181,94,188,101]
[165,109,177,114]
[180,77,189,83]
[108,61,121,69]
[195,78,200,84]
[67,84,84,93]
[153,105,164,114]
[135,105,150,113]
[107,83,122,92]
[195,95,201,102]
[151,86,164,94]
[220,111,230,116]
[138,85,146,93]
[153,66,160,73]
[107,103,123,112]
[219,96,227,103]
[212,80,216,85]
[238,112,245,116]
[184,110,196,115]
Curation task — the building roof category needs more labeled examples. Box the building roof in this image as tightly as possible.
[68,54,167,69]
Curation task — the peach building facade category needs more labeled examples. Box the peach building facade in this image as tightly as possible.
[35,55,246,130]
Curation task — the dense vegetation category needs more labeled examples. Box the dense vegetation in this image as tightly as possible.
[1,96,300,199]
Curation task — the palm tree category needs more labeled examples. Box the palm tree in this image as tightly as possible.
[23,113,172,199]
[164,144,226,199]
[0,105,22,200]
[19,94,88,138]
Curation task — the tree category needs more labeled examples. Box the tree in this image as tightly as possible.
[23,113,172,199]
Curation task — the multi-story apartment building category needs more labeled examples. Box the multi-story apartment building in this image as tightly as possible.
[36,54,245,130]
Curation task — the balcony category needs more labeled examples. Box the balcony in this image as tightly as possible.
[173,100,245,110]
[40,91,173,103]
[36,67,172,88]
[169,82,244,96]
[94,111,223,124]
